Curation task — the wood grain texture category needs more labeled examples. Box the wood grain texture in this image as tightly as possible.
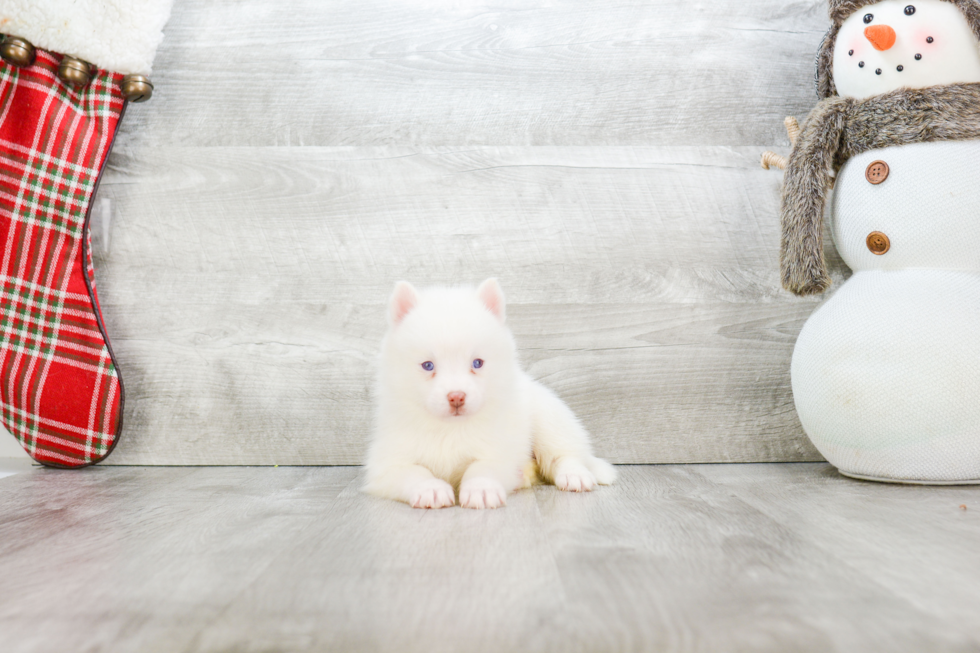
[92,146,847,465]
[2,464,979,652]
[51,0,851,465]
[540,465,980,652]
[699,464,980,633]
[117,0,828,148]
[0,466,358,652]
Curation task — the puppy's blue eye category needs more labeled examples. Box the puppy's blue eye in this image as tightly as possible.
[472,359,484,369]
[421,361,434,371]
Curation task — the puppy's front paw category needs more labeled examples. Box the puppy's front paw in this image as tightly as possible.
[407,478,455,509]
[555,460,596,492]
[459,477,507,509]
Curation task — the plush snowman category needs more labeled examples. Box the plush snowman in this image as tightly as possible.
[778,0,980,483]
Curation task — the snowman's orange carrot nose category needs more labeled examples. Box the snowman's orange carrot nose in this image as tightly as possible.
[865,24,897,51]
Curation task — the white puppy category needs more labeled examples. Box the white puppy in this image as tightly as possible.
[363,278,616,509]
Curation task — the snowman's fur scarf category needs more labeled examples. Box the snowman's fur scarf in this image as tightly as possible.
[817,0,980,98]
[363,279,616,509]
[781,82,980,295]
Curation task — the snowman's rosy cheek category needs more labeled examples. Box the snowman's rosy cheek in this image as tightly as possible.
[912,28,939,47]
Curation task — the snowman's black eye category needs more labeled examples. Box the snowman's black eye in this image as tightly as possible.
[864,13,874,23]
[905,5,916,15]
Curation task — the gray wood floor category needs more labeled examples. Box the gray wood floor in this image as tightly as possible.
[2,464,978,652]
[84,0,839,465]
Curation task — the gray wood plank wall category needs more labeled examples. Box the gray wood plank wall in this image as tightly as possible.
[87,0,841,465]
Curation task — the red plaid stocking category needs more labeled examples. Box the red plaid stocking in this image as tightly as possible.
[0,50,125,467]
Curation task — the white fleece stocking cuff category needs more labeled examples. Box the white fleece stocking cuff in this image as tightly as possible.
[0,0,173,75]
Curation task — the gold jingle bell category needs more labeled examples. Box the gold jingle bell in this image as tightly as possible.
[120,74,153,103]
[58,56,93,86]
[0,36,36,67]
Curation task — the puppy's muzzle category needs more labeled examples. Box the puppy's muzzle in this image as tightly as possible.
[447,391,466,415]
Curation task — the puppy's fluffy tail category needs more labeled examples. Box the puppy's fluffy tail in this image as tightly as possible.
[587,456,617,485]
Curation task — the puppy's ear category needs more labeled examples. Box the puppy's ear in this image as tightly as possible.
[389,281,419,326]
[476,278,506,322]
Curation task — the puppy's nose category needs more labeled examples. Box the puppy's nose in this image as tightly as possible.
[447,391,466,409]
[864,24,896,51]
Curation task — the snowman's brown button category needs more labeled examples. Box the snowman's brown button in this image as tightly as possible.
[865,160,889,184]
[867,231,890,255]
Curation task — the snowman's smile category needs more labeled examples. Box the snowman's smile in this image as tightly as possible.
[855,59,910,74]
